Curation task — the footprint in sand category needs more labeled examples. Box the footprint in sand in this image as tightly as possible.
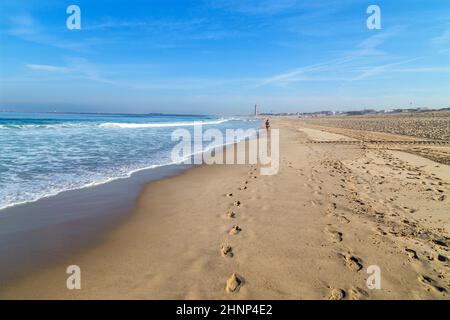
[229,225,242,235]
[227,210,236,219]
[405,248,419,260]
[374,227,387,236]
[434,194,447,202]
[432,239,448,248]
[226,193,233,198]
[313,189,322,196]
[310,200,323,207]
[336,214,350,224]
[328,288,346,300]
[349,287,369,300]
[226,273,243,293]
[437,254,448,263]
[325,227,343,243]
[418,275,447,293]
[239,186,247,190]
[325,202,339,216]
[339,253,363,272]
[233,200,241,207]
[221,243,233,258]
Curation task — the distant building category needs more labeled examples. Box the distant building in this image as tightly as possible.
[254,104,259,116]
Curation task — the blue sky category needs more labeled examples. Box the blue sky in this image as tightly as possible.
[0,0,449,115]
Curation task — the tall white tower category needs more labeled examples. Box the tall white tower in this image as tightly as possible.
[254,104,259,116]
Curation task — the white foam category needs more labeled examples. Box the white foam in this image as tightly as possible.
[0,129,258,212]
[0,118,251,130]
[0,123,93,130]
[0,117,260,211]
[99,119,229,128]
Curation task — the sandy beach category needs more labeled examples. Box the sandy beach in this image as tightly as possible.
[0,117,449,299]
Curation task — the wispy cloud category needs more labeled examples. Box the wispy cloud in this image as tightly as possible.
[83,16,249,44]
[5,13,217,54]
[21,57,257,92]
[431,24,450,53]
[258,28,410,86]
[5,14,103,52]
[23,58,121,86]
[350,58,422,81]
[210,0,328,16]
[26,64,71,73]
[432,26,450,44]
[85,17,205,32]
[209,0,293,15]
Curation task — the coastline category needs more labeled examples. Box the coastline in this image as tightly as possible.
[0,116,260,286]
[0,161,192,286]
[0,112,258,212]
[0,118,449,299]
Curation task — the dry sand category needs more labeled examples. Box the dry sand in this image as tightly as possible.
[0,118,449,299]
[300,111,450,141]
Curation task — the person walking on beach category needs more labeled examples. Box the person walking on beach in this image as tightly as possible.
[265,119,270,131]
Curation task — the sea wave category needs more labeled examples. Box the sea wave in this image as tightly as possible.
[0,162,166,211]
[0,125,257,211]
[0,123,93,130]
[99,119,230,128]
[0,119,232,130]
[0,114,260,211]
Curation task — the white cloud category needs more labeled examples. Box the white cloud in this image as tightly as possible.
[6,14,101,52]
[26,64,72,73]
[432,27,450,44]
[258,29,406,86]
[432,26,450,54]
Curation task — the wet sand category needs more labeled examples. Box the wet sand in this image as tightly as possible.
[0,163,190,286]
[0,118,449,299]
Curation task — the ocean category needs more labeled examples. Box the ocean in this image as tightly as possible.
[0,112,260,210]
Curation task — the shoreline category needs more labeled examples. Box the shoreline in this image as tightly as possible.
[0,162,186,212]
[0,161,192,286]
[1,119,449,299]
[0,118,259,212]
[0,121,261,285]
